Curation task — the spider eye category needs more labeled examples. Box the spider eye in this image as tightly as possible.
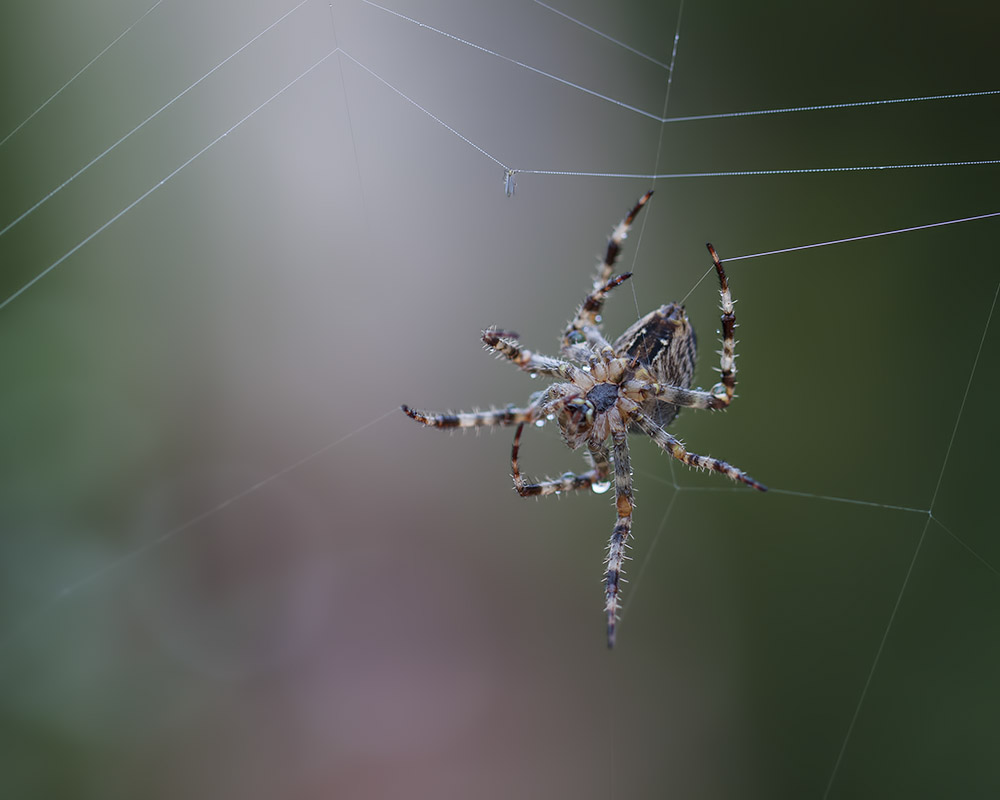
[566,330,586,345]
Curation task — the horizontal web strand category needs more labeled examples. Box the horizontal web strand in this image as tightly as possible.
[517,160,1000,179]
[677,211,1000,303]
[641,471,930,515]
[363,0,999,127]
[664,88,1000,122]
[310,29,1000,194]
[726,211,1000,263]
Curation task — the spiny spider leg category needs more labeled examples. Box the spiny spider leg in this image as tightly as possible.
[627,403,767,491]
[623,380,727,411]
[564,272,635,358]
[618,244,743,410]
[604,427,634,649]
[585,273,633,324]
[401,404,537,429]
[510,422,612,497]
[401,192,766,648]
[562,191,653,354]
[482,329,584,382]
[707,243,737,407]
[596,194,652,289]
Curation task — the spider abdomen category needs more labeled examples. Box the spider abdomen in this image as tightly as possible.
[614,302,697,430]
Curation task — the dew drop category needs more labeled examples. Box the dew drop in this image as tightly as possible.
[592,480,611,494]
[529,372,538,379]
[534,419,546,428]
[546,413,555,421]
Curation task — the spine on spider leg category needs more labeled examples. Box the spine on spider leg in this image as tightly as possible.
[481,329,528,368]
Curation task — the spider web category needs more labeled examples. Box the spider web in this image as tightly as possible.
[0,1,998,798]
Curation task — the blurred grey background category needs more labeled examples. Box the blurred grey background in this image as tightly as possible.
[1,0,998,797]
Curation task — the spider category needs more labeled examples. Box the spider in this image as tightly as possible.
[402,191,766,647]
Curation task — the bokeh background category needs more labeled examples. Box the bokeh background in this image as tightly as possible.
[1,0,998,797]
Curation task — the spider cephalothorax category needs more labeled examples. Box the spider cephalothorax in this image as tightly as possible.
[402,191,765,647]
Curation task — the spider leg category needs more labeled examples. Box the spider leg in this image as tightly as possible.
[627,403,767,491]
[706,243,738,407]
[562,273,634,358]
[401,404,537,429]
[482,329,584,382]
[623,380,727,411]
[510,422,612,496]
[561,191,652,354]
[604,427,633,649]
[620,245,744,411]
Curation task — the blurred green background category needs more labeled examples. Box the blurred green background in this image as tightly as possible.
[1,0,998,797]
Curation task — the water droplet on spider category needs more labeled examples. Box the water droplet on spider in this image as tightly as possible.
[581,365,591,372]
[595,315,603,323]
[529,372,538,379]
[591,480,611,494]
[546,413,555,421]
[534,419,546,428]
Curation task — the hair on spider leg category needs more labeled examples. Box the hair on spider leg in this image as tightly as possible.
[403,192,765,647]
[483,327,520,340]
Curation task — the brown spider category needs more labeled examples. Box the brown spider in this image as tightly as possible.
[402,191,766,647]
